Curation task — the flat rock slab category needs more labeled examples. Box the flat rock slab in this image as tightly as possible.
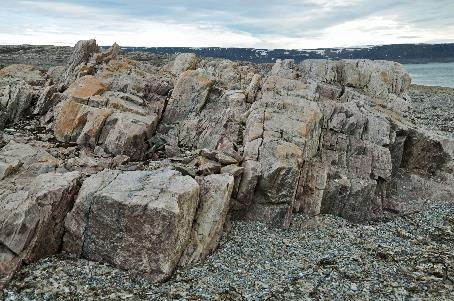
[63,168,200,282]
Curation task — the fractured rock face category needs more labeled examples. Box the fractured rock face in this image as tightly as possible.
[0,142,81,285]
[54,83,159,160]
[300,59,411,99]
[60,39,99,86]
[98,111,159,160]
[0,78,33,129]
[163,70,213,122]
[63,169,200,282]
[241,75,323,226]
[179,174,234,266]
[0,172,81,263]
[0,64,44,130]
[294,159,328,215]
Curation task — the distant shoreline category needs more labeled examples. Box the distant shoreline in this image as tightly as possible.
[1,43,454,65]
[1,44,453,89]
[410,84,454,95]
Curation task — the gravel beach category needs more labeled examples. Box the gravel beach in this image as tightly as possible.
[409,85,454,138]
[2,199,453,301]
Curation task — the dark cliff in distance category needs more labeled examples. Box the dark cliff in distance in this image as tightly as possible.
[1,43,453,70]
[123,43,454,64]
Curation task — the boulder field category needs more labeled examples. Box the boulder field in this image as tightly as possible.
[0,40,453,286]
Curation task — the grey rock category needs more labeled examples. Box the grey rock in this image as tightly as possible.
[245,74,262,103]
[170,53,197,76]
[0,141,81,284]
[63,168,200,282]
[60,39,99,86]
[0,78,33,130]
[98,111,159,160]
[163,70,213,122]
[179,174,234,266]
[235,160,261,208]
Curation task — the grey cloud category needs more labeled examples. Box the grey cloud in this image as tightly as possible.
[1,0,453,47]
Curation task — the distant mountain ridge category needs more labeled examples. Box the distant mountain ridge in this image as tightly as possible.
[119,43,454,64]
[1,43,454,71]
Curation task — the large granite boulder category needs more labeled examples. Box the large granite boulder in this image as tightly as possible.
[63,169,200,282]
[63,168,240,281]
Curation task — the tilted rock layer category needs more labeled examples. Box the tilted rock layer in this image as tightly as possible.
[0,40,453,284]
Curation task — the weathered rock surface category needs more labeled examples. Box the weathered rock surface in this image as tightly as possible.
[169,53,198,76]
[53,77,160,160]
[63,169,200,282]
[60,39,99,86]
[0,64,44,130]
[241,77,323,226]
[179,174,234,266]
[0,141,81,286]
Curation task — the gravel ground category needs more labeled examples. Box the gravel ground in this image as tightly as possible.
[2,200,453,301]
[409,85,454,138]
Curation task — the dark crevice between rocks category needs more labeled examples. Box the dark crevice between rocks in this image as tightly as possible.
[56,179,83,255]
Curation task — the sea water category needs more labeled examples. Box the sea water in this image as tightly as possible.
[404,62,454,88]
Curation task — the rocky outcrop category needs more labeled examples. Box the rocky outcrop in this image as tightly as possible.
[0,64,45,130]
[63,168,237,282]
[60,39,99,86]
[1,39,453,286]
[0,142,81,286]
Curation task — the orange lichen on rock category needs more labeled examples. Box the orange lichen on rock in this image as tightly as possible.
[54,100,91,142]
[64,75,107,99]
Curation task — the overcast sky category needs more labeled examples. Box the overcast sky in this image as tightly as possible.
[1,0,453,49]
